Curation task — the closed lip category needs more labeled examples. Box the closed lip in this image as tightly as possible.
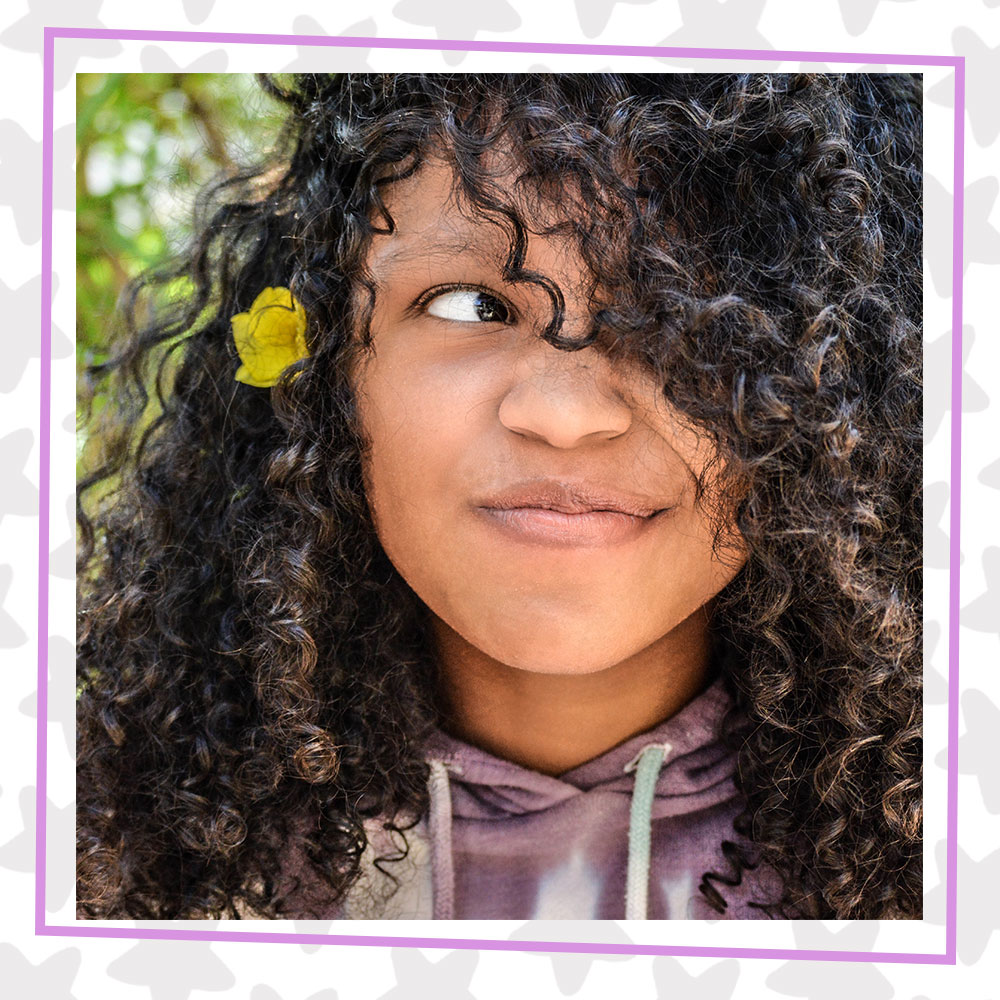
[475,481,670,548]
[477,481,667,518]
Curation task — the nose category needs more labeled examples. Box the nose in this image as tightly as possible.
[497,344,633,449]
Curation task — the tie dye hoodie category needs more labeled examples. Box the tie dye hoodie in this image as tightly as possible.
[281,678,781,920]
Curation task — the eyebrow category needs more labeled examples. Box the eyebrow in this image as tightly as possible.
[369,235,508,274]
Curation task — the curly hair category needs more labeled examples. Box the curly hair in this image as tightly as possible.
[76,73,922,920]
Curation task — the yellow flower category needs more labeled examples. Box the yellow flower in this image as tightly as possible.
[231,286,309,387]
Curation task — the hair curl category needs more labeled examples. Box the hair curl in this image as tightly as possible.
[77,73,922,920]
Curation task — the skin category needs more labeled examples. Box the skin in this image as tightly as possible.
[354,156,747,774]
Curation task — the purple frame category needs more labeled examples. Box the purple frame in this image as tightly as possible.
[43,28,964,965]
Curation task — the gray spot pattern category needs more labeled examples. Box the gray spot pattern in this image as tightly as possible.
[392,0,521,66]
[0,565,28,647]
[0,786,44,873]
[251,988,338,1000]
[282,16,377,72]
[0,121,74,244]
[106,941,236,1000]
[766,923,893,998]
[835,0,916,36]
[0,429,36,526]
[979,455,1000,489]
[376,948,479,999]
[182,0,218,25]
[925,840,1000,964]
[19,635,75,756]
[0,120,42,245]
[0,0,122,89]
[925,176,1000,298]
[652,957,739,999]
[0,944,80,999]
[573,0,656,39]
[0,786,75,910]
[963,177,1000,268]
[139,45,229,72]
[934,689,1000,813]
[0,274,72,395]
[508,921,633,995]
[949,27,1000,147]
[924,325,988,444]
[655,0,774,67]
[961,547,1000,635]
[291,920,335,954]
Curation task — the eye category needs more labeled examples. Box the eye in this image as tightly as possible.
[424,287,512,324]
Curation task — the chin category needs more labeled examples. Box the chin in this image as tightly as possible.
[474,625,632,676]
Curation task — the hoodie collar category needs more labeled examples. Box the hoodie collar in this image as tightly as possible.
[421,676,736,818]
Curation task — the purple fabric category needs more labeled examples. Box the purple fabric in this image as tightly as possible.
[421,678,776,919]
[280,679,781,919]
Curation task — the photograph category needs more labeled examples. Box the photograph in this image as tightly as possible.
[74,71,923,923]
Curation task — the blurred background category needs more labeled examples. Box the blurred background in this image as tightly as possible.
[75,74,285,480]
[76,73,284,376]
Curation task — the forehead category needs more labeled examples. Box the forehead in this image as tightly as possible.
[368,158,497,270]
[366,153,594,284]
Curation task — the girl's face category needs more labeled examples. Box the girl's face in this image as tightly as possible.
[354,157,746,675]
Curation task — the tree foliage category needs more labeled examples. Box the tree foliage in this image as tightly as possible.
[76,73,283,372]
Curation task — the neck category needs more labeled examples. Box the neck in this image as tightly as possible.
[432,609,715,775]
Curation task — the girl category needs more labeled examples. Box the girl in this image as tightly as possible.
[76,73,923,921]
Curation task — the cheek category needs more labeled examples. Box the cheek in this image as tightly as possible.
[356,361,490,572]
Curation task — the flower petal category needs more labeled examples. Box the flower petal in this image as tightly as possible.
[231,312,252,355]
[231,286,309,387]
[234,363,272,388]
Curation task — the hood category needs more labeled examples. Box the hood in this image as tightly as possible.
[283,678,765,921]
[410,677,748,920]
[421,676,737,820]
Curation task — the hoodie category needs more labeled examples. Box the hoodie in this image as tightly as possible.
[281,678,780,920]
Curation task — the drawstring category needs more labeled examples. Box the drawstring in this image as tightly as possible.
[623,742,672,920]
[426,744,671,920]
[426,759,455,920]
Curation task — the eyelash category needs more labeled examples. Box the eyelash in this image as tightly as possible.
[415,284,516,325]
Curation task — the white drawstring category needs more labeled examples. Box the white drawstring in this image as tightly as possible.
[623,742,673,920]
[427,759,455,920]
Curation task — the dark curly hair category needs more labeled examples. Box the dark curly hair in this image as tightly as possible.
[76,72,922,920]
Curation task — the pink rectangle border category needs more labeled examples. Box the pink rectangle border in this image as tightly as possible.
[40,28,963,965]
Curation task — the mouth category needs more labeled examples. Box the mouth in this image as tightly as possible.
[476,481,670,548]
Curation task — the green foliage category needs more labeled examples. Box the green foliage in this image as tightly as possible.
[76,74,285,483]
[76,73,284,373]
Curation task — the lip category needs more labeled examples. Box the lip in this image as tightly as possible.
[476,481,670,548]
